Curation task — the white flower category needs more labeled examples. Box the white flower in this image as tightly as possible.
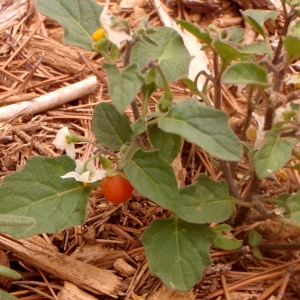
[100,0,132,48]
[53,127,76,159]
[253,113,265,149]
[61,159,106,183]
[253,106,290,149]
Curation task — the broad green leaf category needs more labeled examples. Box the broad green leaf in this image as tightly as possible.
[221,27,245,43]
[130,27,192,86]
[212,39,245,65]
[158,99,242,161]
[241,41,272,57]
[272,194,291,215]
[221,62,269,87]
[241,9,279,39]
[131,119,147,139]
[148,124,182,164]
[34,0,102,50]
[284,20,300,60]
[212,224,243,250]
[284,35,300,60]
[176,20,212,44]
[175,175,234,223]
[248,228,262,246]
[287,191,300,222]
[253,246,263,260]
[0,156,92,238]
[182,78,200,95]
[0,266,21,279]
[253,130,296,178]
[0,215,35,227]
[92,102,133,151]
[124,149,179,210]
[102,63,144,113]
[141,216,216,291]
[0,290,19,300]
[248,229,264,260]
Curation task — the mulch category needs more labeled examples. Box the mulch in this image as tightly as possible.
[1,0,300,299]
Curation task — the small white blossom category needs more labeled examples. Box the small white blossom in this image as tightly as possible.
[61,159,105,183]
[252,113,265,149]
[53,127,76,159]
[100,0,132,48]
[253,106,290,149]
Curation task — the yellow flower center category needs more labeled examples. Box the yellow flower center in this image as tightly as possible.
[92,28,105,42]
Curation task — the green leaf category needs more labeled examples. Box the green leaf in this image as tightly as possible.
[141,216,215,291]
[124,149,179,211]
[182,78,200,95]
[92,102,133,151]
[131,119,147,140]
[284,20,300,60]
[34,0,102,50]
[253,130,295,178]
[148,124,182,164]
[287,191,300,222]
[158,99,242,161]
[176,20,212,44]
[0,289,19,300]
[212,224,243,250]
[102,63,144,113]
[284,35,300,60]
[241,9,279,39]
[221,62,268,87]
[252,246,264,260]
[272,194,291,215]
[221,27,245,43]
[130,27,192,86]
[0,266,22,279]
[175,175,234,223]
[248,228,262,246]
[0,215,35,227]
[212,39,245,65]
[0,156,92,238]
[241,41,272,57]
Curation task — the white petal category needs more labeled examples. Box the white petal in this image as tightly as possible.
[65,143,76,159]
[61,171,80,179]
[254,132,266,149]
[74,159,84,173]
[86,160,97,172]
[106,29,132,48]
[100,0,132,48]
[92,169,106,181]
[77,171,91,182]
[53,127,69,150]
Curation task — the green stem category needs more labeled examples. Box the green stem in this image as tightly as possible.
[70,135,118,158]
[117,142,139,171]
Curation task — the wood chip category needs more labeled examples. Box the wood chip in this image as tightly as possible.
[114,258,136,277]
[58,282,99,300]
[0,234,122,298]
[0,76,98,121]
[148,284,195,299]
[26,35,85,75]
[0,0,28,31]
